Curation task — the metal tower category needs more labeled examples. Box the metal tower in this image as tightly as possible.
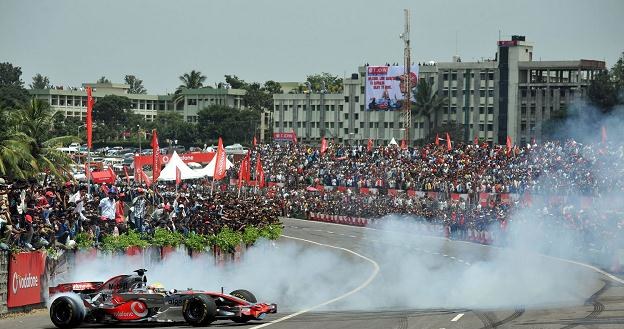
[400,9,411,145]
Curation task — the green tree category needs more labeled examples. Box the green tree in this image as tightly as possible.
[306,73,343,93]
[412,80,447,138]
[152,111,197,146]
[588,70,618,112]
[124,75,147,94]
[263,80,282,94]
[0,107,34,178]
[243,82,273,112]
[30,73,50,89]
[178,70,206,89]
[0,62,29,110]
[197,105,258,144]
[97,76,111,84]
[224,75,248,89]
[612,53,624,100]
[15,99,77,178]
[0,62,24,87]
[92,95,135,141]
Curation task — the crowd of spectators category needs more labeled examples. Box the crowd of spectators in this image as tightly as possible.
[2,138,623,255]
[0,178,280,251]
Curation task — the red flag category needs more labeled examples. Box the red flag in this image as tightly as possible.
[474,135,478,145]
[107,166,117,182]
[253,135,258,147]
[175,166,181,186]
[601,126,607,144]
[367,139,373,152]
[435,133,440,146]
[86,87,94,148]
[255,155,265,189]
[141,171,152,187]
[446,133,452,151]
[400,139,407,150]
[320,137,328,154]
[151,129,160,181]
[244,151,251,182]
[506,135,512,153]
[123,165,130,185]
[237,157,247,189]
[292,129,298,144]
[213,137,227,180]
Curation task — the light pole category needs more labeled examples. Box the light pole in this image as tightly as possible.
[137,124,141,153]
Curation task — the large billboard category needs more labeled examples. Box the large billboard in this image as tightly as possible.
[365,65,418,111]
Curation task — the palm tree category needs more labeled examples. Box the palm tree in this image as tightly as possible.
[0,107,34,179]
[178,70,206,90]
[15,99,78,178]
[412,80,448,139]
[174,70,207,110]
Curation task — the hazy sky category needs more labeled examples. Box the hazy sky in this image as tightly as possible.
[1,0,622,94]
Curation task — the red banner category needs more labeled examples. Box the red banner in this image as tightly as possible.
[133,152,215,172]
[8,251,46,307]
[273,132,297,142]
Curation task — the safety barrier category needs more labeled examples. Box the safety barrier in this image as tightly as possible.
[308,212,370,227]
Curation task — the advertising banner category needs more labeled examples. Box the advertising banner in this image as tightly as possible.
[8,251,46,308]
[365,65,419,111]
[273,132,297,142]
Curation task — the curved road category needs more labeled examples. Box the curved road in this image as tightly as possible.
[3,217,624,328]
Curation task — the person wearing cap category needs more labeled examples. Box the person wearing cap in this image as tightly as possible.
[21,214,34,250]
[131,188,148,232]
[98,190,117,222]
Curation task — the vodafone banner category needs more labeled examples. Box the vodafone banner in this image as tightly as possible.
[8,251,46,307]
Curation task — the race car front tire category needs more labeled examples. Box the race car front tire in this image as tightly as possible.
[230,289,257,323]
[50,296,85,328]
[183,294,217,326]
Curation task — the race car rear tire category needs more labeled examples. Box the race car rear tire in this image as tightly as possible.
[230,289,257,323]
[183,294,217,326]
[230,289,257,303]
[50,296,84,328]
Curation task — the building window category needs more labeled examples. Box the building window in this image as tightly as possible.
[344,113,349,120]
[451,107,457,114]
[389,122,394,128]
[487,124,493,131]
[443,90,449,97]
[354,113,359,120]
[451,90,457,97]
[443,73,449,81]
[344,96,349,102]
[479,106,485,114]
[479,124,485,131]
[488,72,494,80]
[488,89,494,97]
[479,90,486,97]
[369,122,374,128]
[487,106,494,114]
[354,96,359,102]
[187,99,197,105]
[480,72,486,80]
[360,122,364,128]
[451,72,457,80]
[339,105,344,111]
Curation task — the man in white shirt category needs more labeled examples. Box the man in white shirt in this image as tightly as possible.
[99,191,117,221]
[69,186,87,224]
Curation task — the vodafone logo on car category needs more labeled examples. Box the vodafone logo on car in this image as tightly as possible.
[131,301,148,317]
[12,272,39,294]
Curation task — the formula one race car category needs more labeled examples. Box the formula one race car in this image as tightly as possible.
[48,269,277,328]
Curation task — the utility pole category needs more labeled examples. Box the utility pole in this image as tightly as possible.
[400,9,412,145]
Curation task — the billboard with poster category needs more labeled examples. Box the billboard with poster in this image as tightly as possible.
[365,65,418,111]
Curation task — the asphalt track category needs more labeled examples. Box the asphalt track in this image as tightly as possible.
[4,217,624,328]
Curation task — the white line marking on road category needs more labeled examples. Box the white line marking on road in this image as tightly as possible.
[327,231,335,234]
[450,256,456,260]
[348,235,357,238]
[248,235,380,329]
[465,262,471,266]
[443,254,449,257]
[451,313,464,322]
